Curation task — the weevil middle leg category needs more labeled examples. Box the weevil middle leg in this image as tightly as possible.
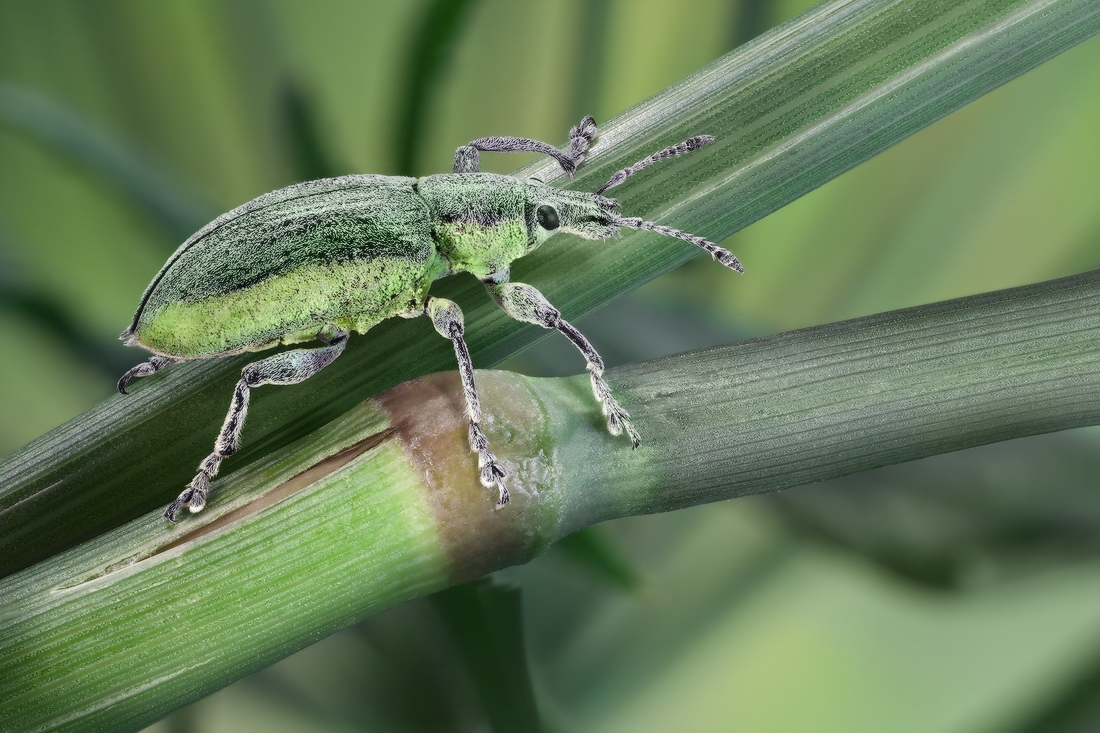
[426,296,509,507]
[452,115,598,176]
[164,332,348,521]
[484,279,640,448]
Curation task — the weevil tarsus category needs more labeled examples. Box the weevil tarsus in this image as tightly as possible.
[163,332,349,522]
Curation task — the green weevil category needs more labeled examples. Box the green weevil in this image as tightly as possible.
[118,116,743,521]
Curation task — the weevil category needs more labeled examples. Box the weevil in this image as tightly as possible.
[118,116,743,521]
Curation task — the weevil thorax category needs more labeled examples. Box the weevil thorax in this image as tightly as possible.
[417,173,618,280]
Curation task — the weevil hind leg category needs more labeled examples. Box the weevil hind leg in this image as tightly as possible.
[117,355,179,394]
[484,280,640,448]
[452,116,598,177]
[164,332,348,522]
[425,297,509,507]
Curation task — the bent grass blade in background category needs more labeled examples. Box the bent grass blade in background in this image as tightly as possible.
[0,82,213,245]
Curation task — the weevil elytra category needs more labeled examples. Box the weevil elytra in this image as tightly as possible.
[118,116,743,521]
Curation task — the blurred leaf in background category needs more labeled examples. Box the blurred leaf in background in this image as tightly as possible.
[3,0,1100,731]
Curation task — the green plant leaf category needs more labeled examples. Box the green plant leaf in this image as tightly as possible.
[553,527,643,593]
[0,82,212,243]
[432,580,544,733]
[394,0,484,175]
[277,79,344,182]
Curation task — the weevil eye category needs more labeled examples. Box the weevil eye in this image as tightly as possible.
[536,205,560,230]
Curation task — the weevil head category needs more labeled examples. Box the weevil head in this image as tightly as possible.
[523,134,718,251]
[524,183,620,250]
[522,133,745,276]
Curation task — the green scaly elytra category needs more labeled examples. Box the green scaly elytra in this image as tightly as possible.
[119,117,744,521]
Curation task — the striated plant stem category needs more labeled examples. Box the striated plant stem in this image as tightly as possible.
[3,268,1099,731]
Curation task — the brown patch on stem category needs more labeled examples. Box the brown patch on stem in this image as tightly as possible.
[375,371,555,584]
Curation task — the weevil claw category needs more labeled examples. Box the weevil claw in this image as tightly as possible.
[164,500,183,522]
[494,482,510,509]
[479,457,507,487]
[469,421,509,507]
[588,370,642,448]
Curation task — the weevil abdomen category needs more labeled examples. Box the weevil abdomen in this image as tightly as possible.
[125,175,446,357]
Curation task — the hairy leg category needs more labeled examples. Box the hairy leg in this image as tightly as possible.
[484,281,640,447]
[164,333,348,521]
[452,116,597,176]
[426,296,509,507]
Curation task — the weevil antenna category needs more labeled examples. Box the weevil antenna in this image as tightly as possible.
[596,135,714,195]
[613,215,744,274]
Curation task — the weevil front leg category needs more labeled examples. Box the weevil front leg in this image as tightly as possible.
[426,296,509,507]
[484,280,640,448]
[452,115,598,176]
[164,332,348,521]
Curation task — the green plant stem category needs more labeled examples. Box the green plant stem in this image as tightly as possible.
[3,0,1096,577]
[3,267,1099,731]
[1,402,448,731]
[549,268,1100,531]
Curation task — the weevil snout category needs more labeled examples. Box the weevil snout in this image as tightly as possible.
[560,194,621,241]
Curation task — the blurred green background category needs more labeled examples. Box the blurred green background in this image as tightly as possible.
[2,1,1100,731]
